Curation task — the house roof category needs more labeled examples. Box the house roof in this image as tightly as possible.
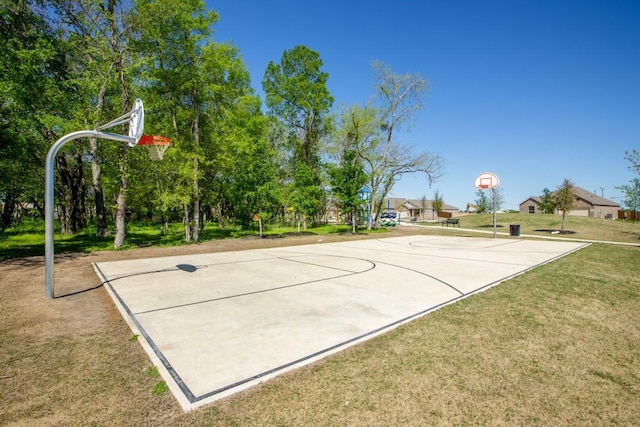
[387,198,459,211]
[386,198,406,210]
[519,196,541,205]
[519,186,619,208]
[573,186,619,207]
[404,199,427,209]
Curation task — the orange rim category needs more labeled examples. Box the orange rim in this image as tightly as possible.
[138,135,171,145]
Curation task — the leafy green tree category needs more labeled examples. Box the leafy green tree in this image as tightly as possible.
[290,163,325,230]
[474,189,489,213]
[222,96,280,229]
[0,1,71,230]
[625,150,640,175]
[555,178,575,232]
[431,190,444,219]
[133,0,220,241]
[616,178,640,222]
[262,45,333,226]
[617,150,640,222]
[330,146,367,234]
[331,104,380,228]
[538,187,555,214]
[51,0,139,238]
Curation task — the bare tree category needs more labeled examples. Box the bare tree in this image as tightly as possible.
[488,187,505,212]
[359,62,443,228]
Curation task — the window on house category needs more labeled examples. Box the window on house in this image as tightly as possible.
[528,206,535,214]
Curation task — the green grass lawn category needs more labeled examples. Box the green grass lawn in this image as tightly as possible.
[1,214,638,262]
[0,220,387,261]
[421,212,640,243]
[1,214,639,424]
[188,242,639,425]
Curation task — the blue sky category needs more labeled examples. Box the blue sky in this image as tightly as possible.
[205,0,640,210]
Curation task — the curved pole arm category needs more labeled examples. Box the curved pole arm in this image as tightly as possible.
[45,130,135,299]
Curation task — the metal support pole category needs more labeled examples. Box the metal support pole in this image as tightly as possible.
[492,188,497,238]
[45,130,134,298]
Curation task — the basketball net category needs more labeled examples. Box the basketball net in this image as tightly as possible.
[137,135,171,160]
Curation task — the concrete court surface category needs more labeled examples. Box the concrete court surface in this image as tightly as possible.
[93,235,588,411]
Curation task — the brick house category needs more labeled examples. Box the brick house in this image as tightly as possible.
[519,186,619,219]
[386,198,459,220]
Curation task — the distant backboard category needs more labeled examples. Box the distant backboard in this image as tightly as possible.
[474,172,500,189]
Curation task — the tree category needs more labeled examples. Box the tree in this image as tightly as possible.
[555,178,575,232]
[0,1,75,231]
[262,45,334,227]
[420,195,429,220]
[488,187,504,212]
[538,187,555,214]
[362,62,443,228]
[133,0,220,242]
[617,150,640,222]
[329,144,367,234]
[474,189,489,213]
[625,149,640,175]
[616,178,640,222]
[431,190,444,219]
[51,0,141,238]
[221,96,280,230]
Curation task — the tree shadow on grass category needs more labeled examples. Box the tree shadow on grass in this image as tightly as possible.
[535,229,577,234]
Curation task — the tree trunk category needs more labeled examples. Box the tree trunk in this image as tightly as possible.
[1,190,17,231]
[57,153,86,234]
[367,186,376,230]
[192,158,199,242]
[113,142,128,248]
[352,210,356,234]
[191,88,200,242]
[110,0,129,248]
[183,203,191,241]
[90,78,109,237]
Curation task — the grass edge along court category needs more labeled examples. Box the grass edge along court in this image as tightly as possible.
[1,225,639,425]
[93,235,588,411]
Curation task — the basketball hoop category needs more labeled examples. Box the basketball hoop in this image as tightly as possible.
[128,98,145,146]
[474,172,500,189]
[138,135,171,160]
[96,98,145,146]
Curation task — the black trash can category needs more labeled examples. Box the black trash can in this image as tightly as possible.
[509,224,520,237]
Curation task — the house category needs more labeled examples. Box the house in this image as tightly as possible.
[519,186,620,219]
[519,196,543,214]
[385,198,459,220]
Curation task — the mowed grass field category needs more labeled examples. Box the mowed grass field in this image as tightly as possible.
[1,214,639,425]
[423,212,640,243]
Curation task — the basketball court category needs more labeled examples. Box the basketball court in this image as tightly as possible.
[93,235,588,411]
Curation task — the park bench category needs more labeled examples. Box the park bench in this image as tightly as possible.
[441,218,460,227]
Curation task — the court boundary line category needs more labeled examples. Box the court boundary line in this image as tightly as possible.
[93,237,591,409]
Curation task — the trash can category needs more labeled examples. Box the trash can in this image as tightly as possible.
[509,224,520,237]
